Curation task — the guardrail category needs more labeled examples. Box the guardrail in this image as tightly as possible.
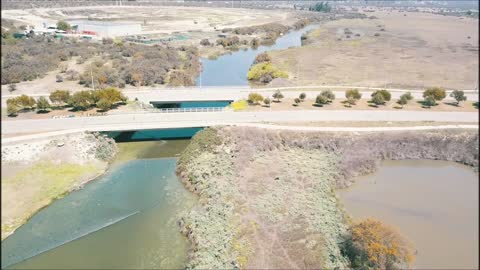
[108,106,232,115]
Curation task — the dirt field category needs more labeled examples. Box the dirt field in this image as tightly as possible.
[243,98,478,112]
[1,6,293,35]
[270,11,479,90]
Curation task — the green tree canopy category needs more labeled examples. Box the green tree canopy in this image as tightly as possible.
[36,96,51,112]
[423,87,446,101]
[56,20,71,31]
[50,90,71,105]
[450,90,467,105]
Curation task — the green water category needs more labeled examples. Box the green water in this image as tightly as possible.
[2,140,195,269]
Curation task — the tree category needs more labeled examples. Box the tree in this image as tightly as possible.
[450,90,467,105]
[341,219,415,270]
[272,90,284,102]
[423,87,446,102]
[6,99,20,116]
[345,89,362,105]
[320,90,335,102]
[264,97,271,107]
[299,92,306,101]
[68,90,94,110]
[371,89,391,102]
[36,96,51,113]
[50,90,71,106]
[97,98,113,111]
[56,20,71,31]
[93,87,127,105]
[423,95,436,107]
[371,92,385,106]
[315,94,329,105]
[397,92,413,108]
[8,84,16,93]
[17,94,36,109]
[293,97,301,106]
[248,92,264,105]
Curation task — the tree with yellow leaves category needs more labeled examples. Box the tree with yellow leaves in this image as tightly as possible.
[341,218,415,270]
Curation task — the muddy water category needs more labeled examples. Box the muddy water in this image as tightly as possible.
[2,140,195,269]
[338,159,479,269]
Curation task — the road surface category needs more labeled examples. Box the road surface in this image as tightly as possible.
[2,110,478,136]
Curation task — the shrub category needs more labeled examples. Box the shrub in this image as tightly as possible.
[293,97,301,106]
[97,98,113,111]
[345,89,362,104]
[6,99,20,116]
[168,70,195,87]
[309,1,331,12]
[8,84,16,92]
[50,90,71,106]
[423,87,446,101]
[247,62,288,83]
[36,96,51,112]
[371,89,391,102]
[93,87,127,105]
[200,39,211,46]
[423,95,437,107]
[68,90,94,110]
[397,92,413,107]
[230,100,248,111]
[299,92,306,101]
[320,90,335,102]
[371,92,385,106]
[254,52,271,64]
[272,90,284,102]
[315,94,329,105]
[56,20,71,31]
[264,97,271,107]
[248,92,264,105]
[450,90,467,105]
[342,219,415,270]
[16,94,36,109]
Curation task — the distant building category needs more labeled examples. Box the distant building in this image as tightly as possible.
[68,20,142,38]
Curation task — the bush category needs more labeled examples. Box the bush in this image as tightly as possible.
[320,90,335,102]
[168,70,195,87]
[450,90,467,105]
[17,94,36,109]
[200,39,211,46]
[423,87,446,101]
[6,99,20,116]
[342,219,415,270]
[248,92,264,105]
[68,90,94,110]
[315,94,329,105]
[36,96,51,112]
[247,62,288,83]
[371,89,391,102]
[309,1,332,12]
[299,92,306,101]
[423,95,436,107]
[371,92,385,106]
[293,97,301,106]
[272,90,284,102]
[230,100,248,111]
[397,92,413,107]
[254,52,271,64]
[93,87,127,105]
[8,84,16,92]
[345,89,362,105]
[97,98,113,111]
[264,97,271,107]
[56,20,71,31]
[50,90,71,106]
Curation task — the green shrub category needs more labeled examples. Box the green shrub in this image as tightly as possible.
[272,90,284,102]
[423,87,446,101]
[264,97,271,107]
[450,90,467,105]
[345,89,362,105]
[423,95,436,107]
[294,97,301,106]
[299,92,306,101]
[50,90,71,106]
[371,92,385,106]
[248,92,264,105]
[315,94,329,105]
[398,92,413,107]
[371,89,391,102]
[36,96,51,112]
[320,90,335,102]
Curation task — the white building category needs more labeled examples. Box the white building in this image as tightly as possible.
[69,20,142,38]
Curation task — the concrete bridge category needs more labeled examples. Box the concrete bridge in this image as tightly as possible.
[2,110,478,137]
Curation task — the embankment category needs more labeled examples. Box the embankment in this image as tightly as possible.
[1,132,117,240]
[176,127,478,269]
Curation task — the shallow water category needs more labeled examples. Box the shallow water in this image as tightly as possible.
[2,141,195,269]
[196,24,318,86]
[338,159,479,269]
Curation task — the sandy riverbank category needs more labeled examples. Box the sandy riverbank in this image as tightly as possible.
[176,127,478,269]
[1,132,117,240]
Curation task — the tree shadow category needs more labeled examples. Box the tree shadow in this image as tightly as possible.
[312,103,323,107]
[444,101,459,107]
[474,102,479,109]
[393,106,403,109]
[36,110,51,114]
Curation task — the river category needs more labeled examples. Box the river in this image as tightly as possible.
[338,159,479,269]
[1,140,195,269]
[195,24,318,86]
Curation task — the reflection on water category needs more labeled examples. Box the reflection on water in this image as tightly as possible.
[338,159,479,269]
[196,24,318,86]
[2,141,195,269]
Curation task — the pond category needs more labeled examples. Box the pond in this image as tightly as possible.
[1,140,196,269]
[196,24,318,86]
[337,159,479,269]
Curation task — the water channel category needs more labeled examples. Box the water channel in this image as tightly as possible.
[338,159,479,269]
[195,24,318,86]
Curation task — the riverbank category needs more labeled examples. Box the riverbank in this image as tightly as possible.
[176,127,478,268]
[1,132,117,240]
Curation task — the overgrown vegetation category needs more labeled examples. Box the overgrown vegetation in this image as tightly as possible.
[247,62,288,83]
[230,100,248,111]
[341,219,415,270]
[309,2,332,12]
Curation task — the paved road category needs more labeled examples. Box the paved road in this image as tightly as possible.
[2,86,478,107]
[2,110,478,135]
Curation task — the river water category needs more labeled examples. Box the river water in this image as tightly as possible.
[2,140,196,269]
[338,159,479,269]
[195,24,318,86]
